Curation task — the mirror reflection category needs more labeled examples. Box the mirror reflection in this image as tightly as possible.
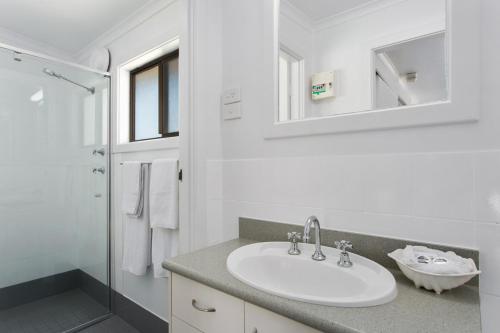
[278,0,448,122]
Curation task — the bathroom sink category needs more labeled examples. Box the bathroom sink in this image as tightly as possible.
[226,242,397,307]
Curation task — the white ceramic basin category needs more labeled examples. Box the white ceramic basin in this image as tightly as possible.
[227,242,397,307]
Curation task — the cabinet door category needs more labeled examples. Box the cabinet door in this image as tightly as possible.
[172,274,244,333]
[172,316,203,333]
[245,303,321,333]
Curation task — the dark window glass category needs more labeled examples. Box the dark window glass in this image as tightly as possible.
[130,50,179,142]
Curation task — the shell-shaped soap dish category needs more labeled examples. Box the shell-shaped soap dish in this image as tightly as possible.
[388,246,480,294]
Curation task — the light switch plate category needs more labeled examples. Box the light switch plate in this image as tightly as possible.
[223,102,241,120]
[222,88,241,105]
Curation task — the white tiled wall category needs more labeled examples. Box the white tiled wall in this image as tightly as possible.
[475,152,500,328]
[0,63,108,288]
[218,152,482,246]
[480,293,500,332]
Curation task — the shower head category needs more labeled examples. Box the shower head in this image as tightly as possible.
[43,68,54,76]
[43,68,61,78]
[42,68,95,94]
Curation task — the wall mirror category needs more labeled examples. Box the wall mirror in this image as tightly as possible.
[277,0,448,123]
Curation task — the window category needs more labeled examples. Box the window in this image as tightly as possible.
[130,50,179,141]
[278,47,303,122]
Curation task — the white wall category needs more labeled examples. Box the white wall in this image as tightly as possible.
[204,0,500,331]
[0,68,74,288]
[74,81,110,284]
[188,0,224,250]
[0,50,109,288]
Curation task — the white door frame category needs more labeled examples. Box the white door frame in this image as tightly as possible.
[178,0,196,255]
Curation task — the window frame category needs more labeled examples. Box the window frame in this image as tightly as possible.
[129,49,179,142]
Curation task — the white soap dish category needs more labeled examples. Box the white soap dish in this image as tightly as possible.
[388,246,480,294]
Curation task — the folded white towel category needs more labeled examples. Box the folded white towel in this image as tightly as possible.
[122,162,144,217]
[122,163,151,276]
[150,159,179,229]
[150,159,179,278]
[400,246,476,275]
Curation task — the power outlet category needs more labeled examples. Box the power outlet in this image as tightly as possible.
[222,102,241,120]
[222,88,241,105]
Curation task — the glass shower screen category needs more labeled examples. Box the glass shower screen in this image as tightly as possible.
[0,46,111,332]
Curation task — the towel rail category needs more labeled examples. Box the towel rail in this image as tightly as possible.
[119,161,183,181]
[119,162,151,165]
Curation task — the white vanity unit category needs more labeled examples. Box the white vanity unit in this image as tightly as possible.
[171,273,320,333]
[169,236,396,333]
[164,237,481,333]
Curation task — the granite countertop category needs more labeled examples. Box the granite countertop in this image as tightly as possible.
[163,239,481,333]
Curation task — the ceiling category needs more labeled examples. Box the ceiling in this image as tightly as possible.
[286,0,375,21]
[0,0,150,55]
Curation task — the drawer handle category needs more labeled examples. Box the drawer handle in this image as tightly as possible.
[191,299,216,313]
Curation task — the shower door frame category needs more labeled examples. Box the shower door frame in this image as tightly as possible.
[0,42,114,332]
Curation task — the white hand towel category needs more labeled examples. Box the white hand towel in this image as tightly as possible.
[121,162,144,217]
[150,159,179,229]
[122,163,151,276]
[152,229,179,278]
[150,159,179,278]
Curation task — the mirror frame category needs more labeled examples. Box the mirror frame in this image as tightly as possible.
[266,0,480,139]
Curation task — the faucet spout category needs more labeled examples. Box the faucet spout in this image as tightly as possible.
[303,216,326,261]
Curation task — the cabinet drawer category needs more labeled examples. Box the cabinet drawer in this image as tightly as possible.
[245,303,321,333]
[172,273,244,333]
[172,316,203,333]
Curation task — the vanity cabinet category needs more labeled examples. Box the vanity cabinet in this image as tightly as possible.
[245,302,321,333]
[171,316,202,333]
[172,274,244,333]
[171,273,320,333]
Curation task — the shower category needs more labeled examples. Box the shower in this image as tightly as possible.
[43,67,96,94]
[0,44,111,333]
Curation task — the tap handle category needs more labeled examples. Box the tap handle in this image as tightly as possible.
[92,148,105,156]
[287,232,302,243]
[334,240,353,252]
[92,167,106,174]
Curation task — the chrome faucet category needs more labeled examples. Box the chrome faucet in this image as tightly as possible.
[335,240,353,267]
[303,216,326,261]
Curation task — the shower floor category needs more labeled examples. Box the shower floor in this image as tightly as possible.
[80,316,138,333]
[0,289,109,333]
